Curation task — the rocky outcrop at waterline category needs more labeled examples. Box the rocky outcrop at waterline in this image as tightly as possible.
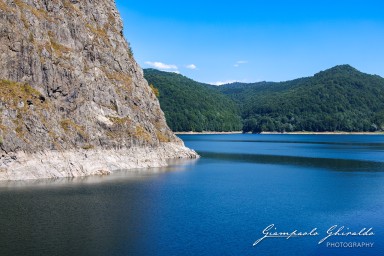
[0,0,197,180]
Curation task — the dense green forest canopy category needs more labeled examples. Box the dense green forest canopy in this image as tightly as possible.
[144,69,242,132]
[218,65,384,133]
[145,65,384,133]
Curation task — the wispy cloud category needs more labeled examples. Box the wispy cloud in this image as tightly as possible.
[186,64,197,70]
[234,60,248,67]
[210,80,238,86]
[145,61,178,70]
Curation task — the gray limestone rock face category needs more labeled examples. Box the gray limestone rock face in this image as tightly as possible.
[0,0,197,180]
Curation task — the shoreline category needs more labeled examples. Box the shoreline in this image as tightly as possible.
[0,143,198,181]
[175,131,243,135]
[175,131,384,135]
[262,131,384,135]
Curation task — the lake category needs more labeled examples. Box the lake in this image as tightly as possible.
[0,134,383,256]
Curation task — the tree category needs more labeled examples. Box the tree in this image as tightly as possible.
[150,84,160,97]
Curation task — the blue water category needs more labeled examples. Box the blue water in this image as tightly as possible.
[0,134,383,256]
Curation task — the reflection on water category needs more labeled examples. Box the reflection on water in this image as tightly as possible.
[0,158,198,256]
[198,151,384,172]
[196,138,384,147]
[182,134,384,163]
[0,158,198,190]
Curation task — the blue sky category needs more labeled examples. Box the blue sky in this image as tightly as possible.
[115,0,384,84]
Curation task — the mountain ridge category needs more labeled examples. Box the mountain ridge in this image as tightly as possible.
[220,64,382,87]
[145,65,384,133]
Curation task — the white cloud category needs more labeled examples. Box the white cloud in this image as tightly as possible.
[186,64,197,70]
[145,61,178,70]
[157,70,180,74]
[234,60,248,67]
[210,80,238,86]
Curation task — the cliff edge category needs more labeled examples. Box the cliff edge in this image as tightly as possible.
[0,0,197,180]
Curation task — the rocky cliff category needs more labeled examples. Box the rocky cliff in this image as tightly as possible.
[0,0,197,180]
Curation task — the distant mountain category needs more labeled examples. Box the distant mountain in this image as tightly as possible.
[144,65,384,133]
[218,65,384,132]
[144,69,242,132]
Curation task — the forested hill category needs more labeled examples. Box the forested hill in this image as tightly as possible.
[218,65,384,132]
[143,69,242,132]
[144,65,384,133]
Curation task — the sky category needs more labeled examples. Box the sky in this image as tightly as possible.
[115,0,384,84]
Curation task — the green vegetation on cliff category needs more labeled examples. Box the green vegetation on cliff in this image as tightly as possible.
[144,69,242,132]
